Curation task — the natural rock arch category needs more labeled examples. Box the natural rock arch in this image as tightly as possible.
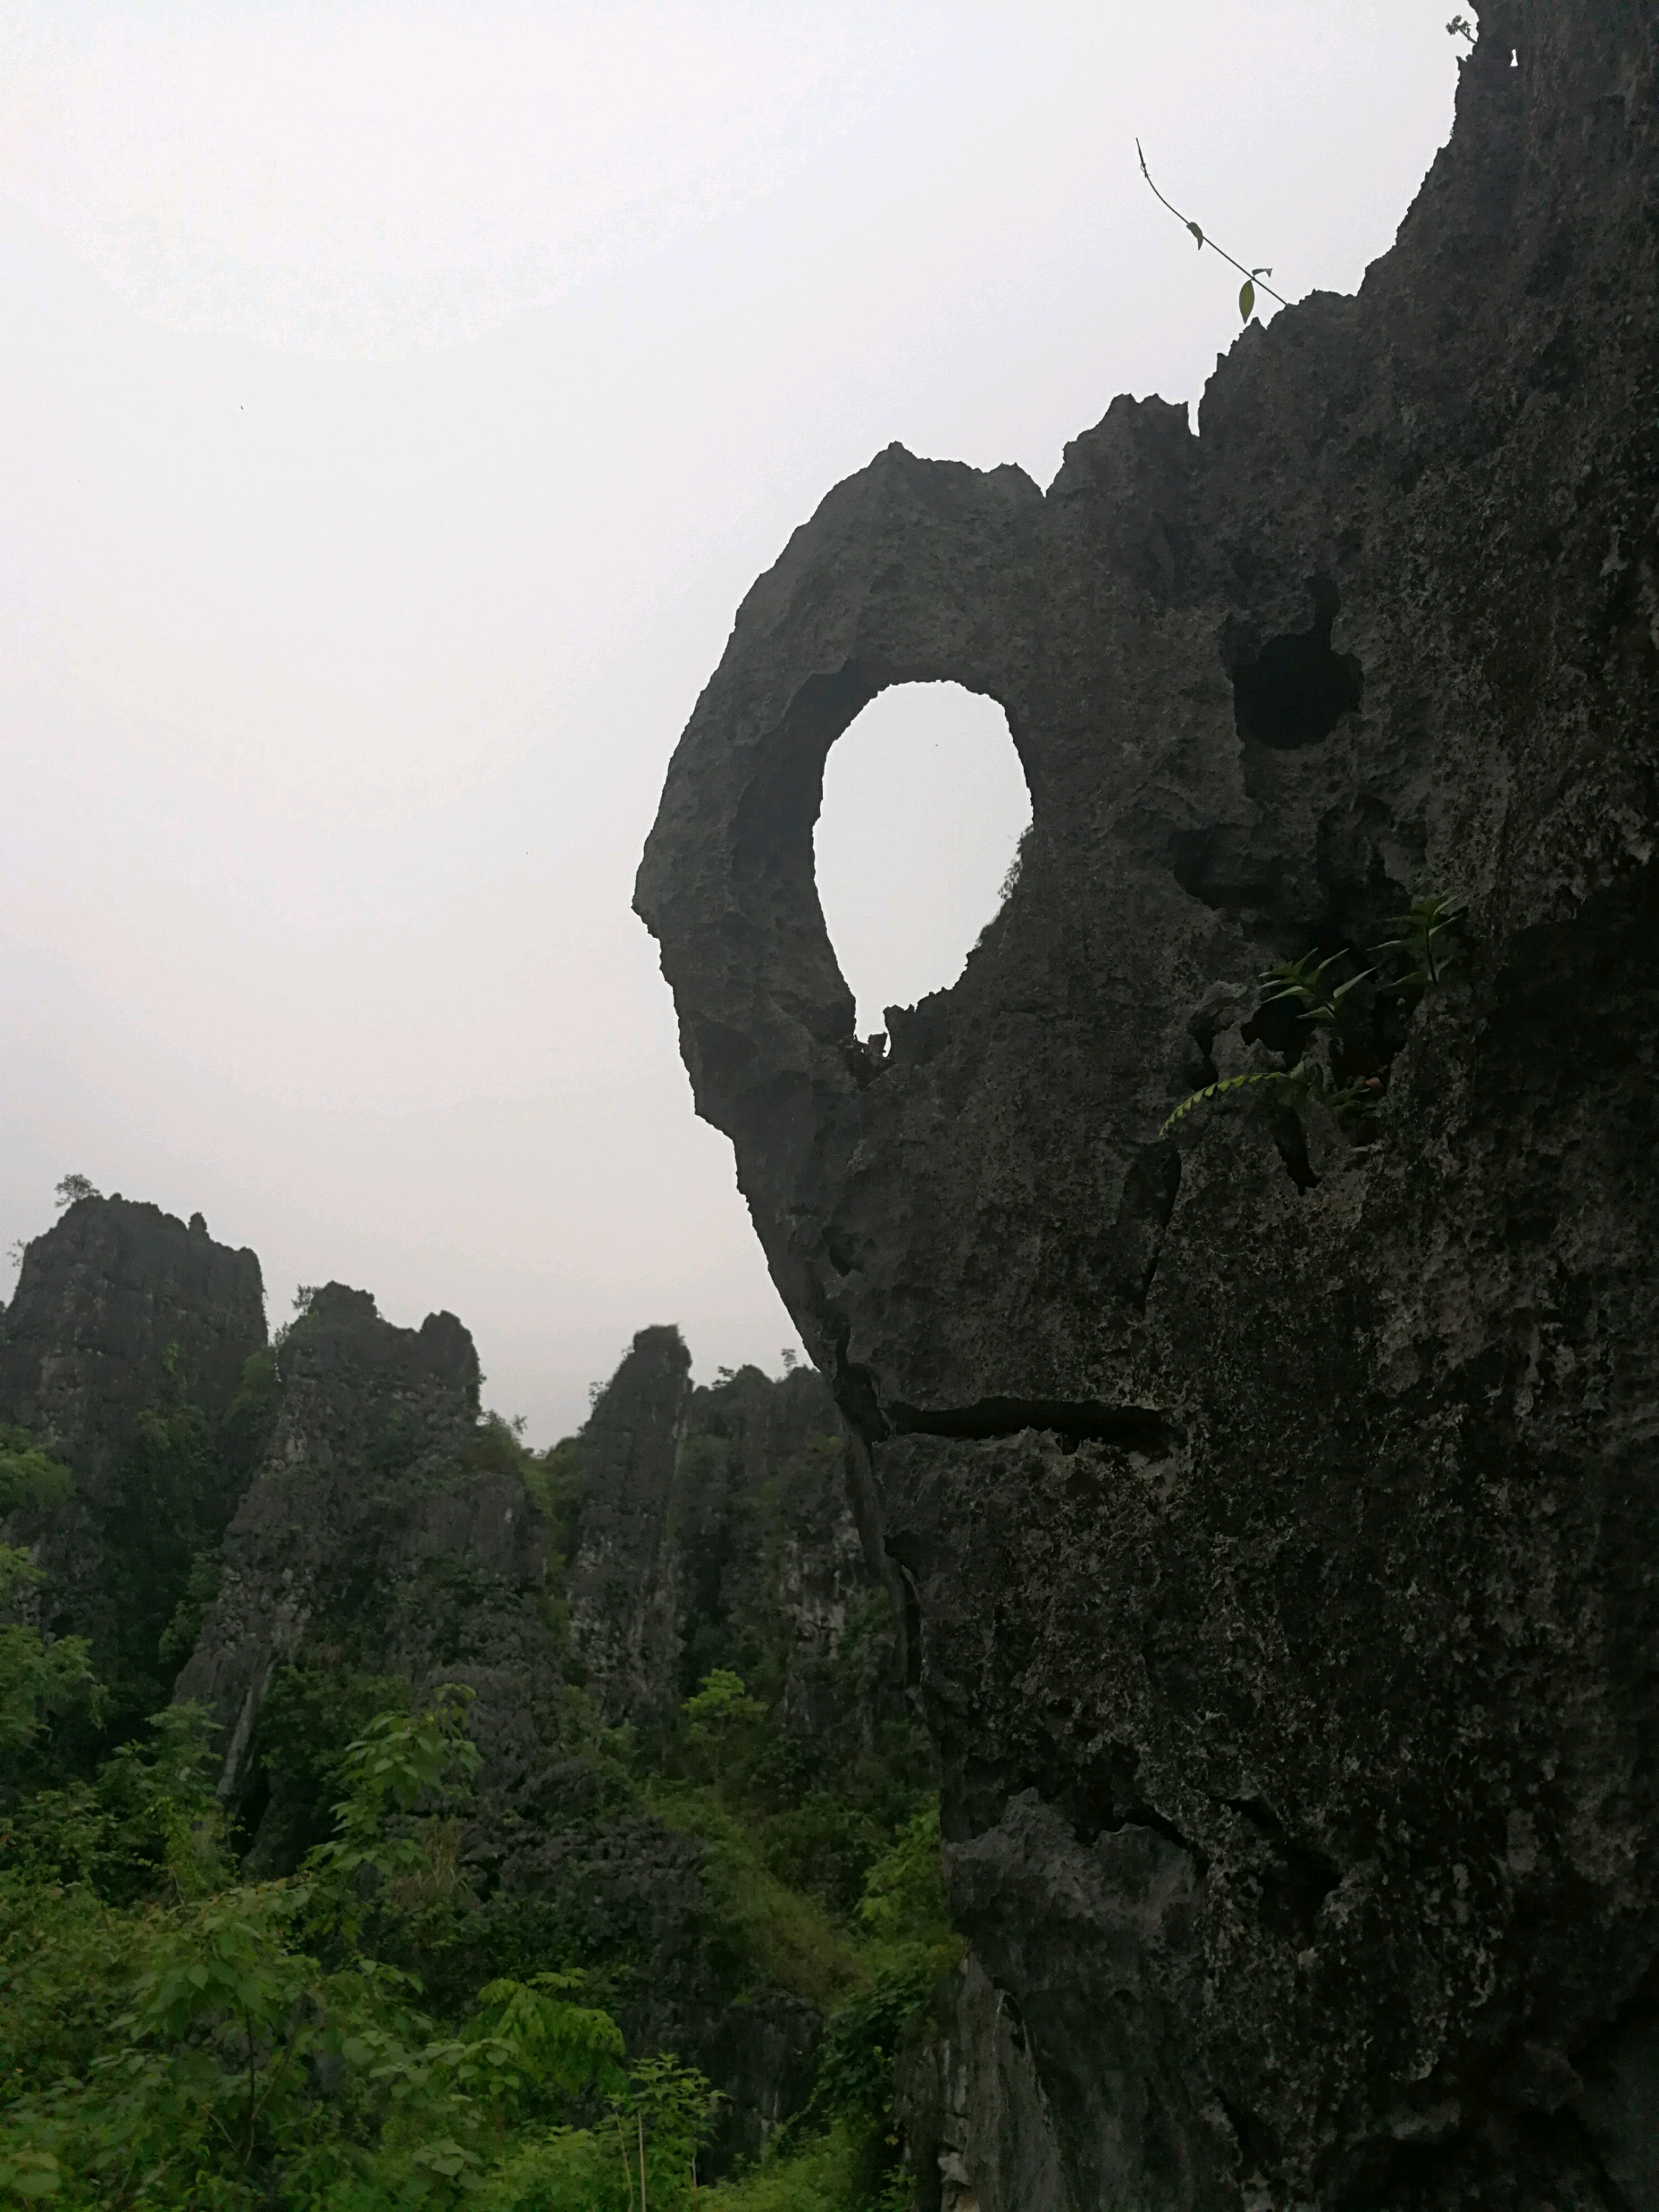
[637,7,1659,2205]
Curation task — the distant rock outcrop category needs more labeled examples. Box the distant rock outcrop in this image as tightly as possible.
[568,1325,898,1749]
[0,1194,265,1712]
[636,7,1659,2205]
[173,1283,547,1814]
[170,1290,897,2170]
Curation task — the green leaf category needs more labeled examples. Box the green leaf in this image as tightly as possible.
[1159,1068,1281,1138]
[0,2151,61,2199]
[1187,221,1203,249]
[1239,280,1255,321]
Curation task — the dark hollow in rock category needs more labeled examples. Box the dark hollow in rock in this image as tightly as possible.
[1230,580,1363,749]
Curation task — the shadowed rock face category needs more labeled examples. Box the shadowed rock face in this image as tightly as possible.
[173,1282,511,1802]
[0,1195,266,1690]
[566,1326,897,1743]
[637,7,1659,2205]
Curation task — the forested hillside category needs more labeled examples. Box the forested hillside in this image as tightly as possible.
[0,1192,964,2209]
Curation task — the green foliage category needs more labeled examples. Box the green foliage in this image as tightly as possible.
[1258,950,1374,1026]
[1374,894,1465,992]
[463,2063,721,2212]
[156,1549,223,1674]
[0,1691,692,2211]
[1160,1066,1295,1139]
[98,1399,235,1736]
[519,1436,584,1545]
[0,1549,100,1763]
[855,1806,947,1953]
[700,2125,864,2212]
[650,1784,861,2011]
[812,1963,931,2127]
[226,1346,281,1429]
[94,1701,229,1901]
[0,1430,74,1520]
[0,1375,946,2211]
[310,1687,480,1891]
[1161,891,1465,1152]
[682,1669,767,1789]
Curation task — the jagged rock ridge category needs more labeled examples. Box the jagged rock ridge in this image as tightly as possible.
[1,1204,905,2172]
[636,6,1659,2205]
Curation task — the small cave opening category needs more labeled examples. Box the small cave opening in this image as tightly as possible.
[1231,580,1363,749]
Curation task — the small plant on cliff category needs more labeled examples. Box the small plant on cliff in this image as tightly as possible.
[1160,1057,1372,1141]
[1136,142,1288,324]
[1160,893,1465,1147]
[52,1173,100,1209]
[1374,893,1465,992]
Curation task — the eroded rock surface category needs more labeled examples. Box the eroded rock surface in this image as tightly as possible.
[0,1194,266,1709]
[637,6,1659,2203]
[568,1326,899,1747]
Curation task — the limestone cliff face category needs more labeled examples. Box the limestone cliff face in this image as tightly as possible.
[567,1326,894,1747]
[172,1283,552,1809]
[0,1195,265,1700]
[636,6,1659,2205]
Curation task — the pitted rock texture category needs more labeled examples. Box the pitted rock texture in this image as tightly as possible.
[0,1195,266,1686]
[174,1283,529,1800]
[567,1326,898,1745]
[637,6,1659,2205]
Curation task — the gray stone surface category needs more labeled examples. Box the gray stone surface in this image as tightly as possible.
[898,1948,1071,2212]
[637,4,1659,2202]
[174,1281,545,1799]
[567,1327,897,1747]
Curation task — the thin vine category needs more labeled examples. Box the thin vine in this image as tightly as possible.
[1135,142,1288,324]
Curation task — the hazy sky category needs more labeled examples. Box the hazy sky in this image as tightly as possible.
[0,1,1461,1439]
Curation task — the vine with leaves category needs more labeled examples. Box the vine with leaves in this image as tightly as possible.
[1135,142,1288,324]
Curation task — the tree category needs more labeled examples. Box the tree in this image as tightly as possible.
[0,1547,99,1758]
[52,1174,100,1210]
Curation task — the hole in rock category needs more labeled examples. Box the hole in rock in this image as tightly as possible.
[1231,582,1363,749]
[814,682,1030,1039]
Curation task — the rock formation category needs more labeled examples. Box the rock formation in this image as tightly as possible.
[167,1291,897,2168]
[636,6,1659,2204]
[0,1194,266,1715]
[173,1282,545,1815]
[568,1326,900,1747]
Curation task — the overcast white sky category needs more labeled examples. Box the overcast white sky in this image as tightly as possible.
[0,1,1462,1438]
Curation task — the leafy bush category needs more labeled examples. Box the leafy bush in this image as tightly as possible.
[0,1430,73,1520]
[0,1548,98,1764]
[0,1691,717,2210]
